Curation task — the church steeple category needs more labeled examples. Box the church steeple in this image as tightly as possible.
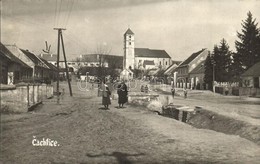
[123,28,135,70]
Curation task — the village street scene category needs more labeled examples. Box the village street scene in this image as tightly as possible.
[1,0,260,163]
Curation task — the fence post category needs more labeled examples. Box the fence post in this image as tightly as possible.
[27,84,30,107]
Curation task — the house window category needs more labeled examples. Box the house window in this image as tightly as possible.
[166,61,167,65]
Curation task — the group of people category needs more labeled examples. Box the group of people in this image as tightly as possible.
[101,81,128,109]
[101,81,189,109]
[171,87,188,98]
[140,85,149,93]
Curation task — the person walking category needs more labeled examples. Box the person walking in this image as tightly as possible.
[102,84,111,109]
[171,87,175,98]
[117,81,128,108]
[183,87,187,98]
[144,85,149,93]
[141,85,144,92]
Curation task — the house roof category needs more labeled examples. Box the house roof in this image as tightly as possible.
[163,64,178,75]
[189,61,205,74]
[39,57,58,71]
[179,49,206,67]
[241,61,260,77]
[135,48,171,58]
[0,43,31,69]
[124,28,134,35]
[143,60,155,66]
[20,49,47,68]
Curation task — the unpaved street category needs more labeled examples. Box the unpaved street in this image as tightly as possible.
[1,83,260,163]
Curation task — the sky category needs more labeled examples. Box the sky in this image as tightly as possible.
[1,0,260,61]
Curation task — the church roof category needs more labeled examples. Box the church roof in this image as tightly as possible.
[135,48,171,58]
[124,28,134,35]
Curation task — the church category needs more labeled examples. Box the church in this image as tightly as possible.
[120,28,172,80]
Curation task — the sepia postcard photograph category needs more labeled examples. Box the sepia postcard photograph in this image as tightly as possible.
[0,0,260,163]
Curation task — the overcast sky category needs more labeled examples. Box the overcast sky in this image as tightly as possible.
[1,0,260,61]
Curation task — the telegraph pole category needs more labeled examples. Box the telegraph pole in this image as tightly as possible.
[54,28,73,104]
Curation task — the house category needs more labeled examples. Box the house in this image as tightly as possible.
[5,44,51,82]
[162,63,179,84]
[0,43,32,84]
[123,28,172,70]
[189,60,205,89]
[176,48,209,88]
[39,57,58,83]
[20,49,50,81]
[241,61,260,88]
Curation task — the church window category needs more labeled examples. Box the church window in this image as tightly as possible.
[166,61,167,65]
[160,61,161,65]
[129,42,131,45]
[129,36,131,39]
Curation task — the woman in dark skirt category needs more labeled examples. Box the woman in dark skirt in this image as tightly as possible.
[102,85,111,109]
[117,81,128,108]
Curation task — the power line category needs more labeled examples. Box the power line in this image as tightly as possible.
[54,0,58,27]
[65,0,75,28]
[57,0,63,27]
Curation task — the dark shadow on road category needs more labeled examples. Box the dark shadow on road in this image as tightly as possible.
[86,151,145,164]
[98,107,109,110]
[115,106,127,109]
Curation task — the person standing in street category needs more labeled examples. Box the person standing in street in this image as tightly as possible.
[183,87,187,98]
[117,81,128,108]
[171,87,175,98]
[102,84,111,109]
[144,85,149,93]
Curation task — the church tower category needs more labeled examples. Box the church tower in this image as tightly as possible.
[123,28,135,70]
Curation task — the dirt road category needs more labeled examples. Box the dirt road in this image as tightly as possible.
[1,83,260,163]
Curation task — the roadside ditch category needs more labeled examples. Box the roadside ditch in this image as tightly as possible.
[127,93,260,145]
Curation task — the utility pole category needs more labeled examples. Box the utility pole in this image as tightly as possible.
[54,28,73,104]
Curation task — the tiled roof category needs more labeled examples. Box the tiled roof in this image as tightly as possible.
[179,49,206,67]
[39,57,58,71]
[241,61,260,77]
[190,61,205,74]
[124,28,134,35]
[20,49,47,68]
[163,64,178,75]
[135,48,171,58]
[0,43,31,69]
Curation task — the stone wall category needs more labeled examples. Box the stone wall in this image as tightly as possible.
[1,84,53,113]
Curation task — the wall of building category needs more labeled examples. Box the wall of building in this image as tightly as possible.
[1,84,53,113]
[135,57,171,69]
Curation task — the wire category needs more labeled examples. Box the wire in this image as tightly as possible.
[54,0,58,27]
[65,0,75,28]
[57,0,63,28]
